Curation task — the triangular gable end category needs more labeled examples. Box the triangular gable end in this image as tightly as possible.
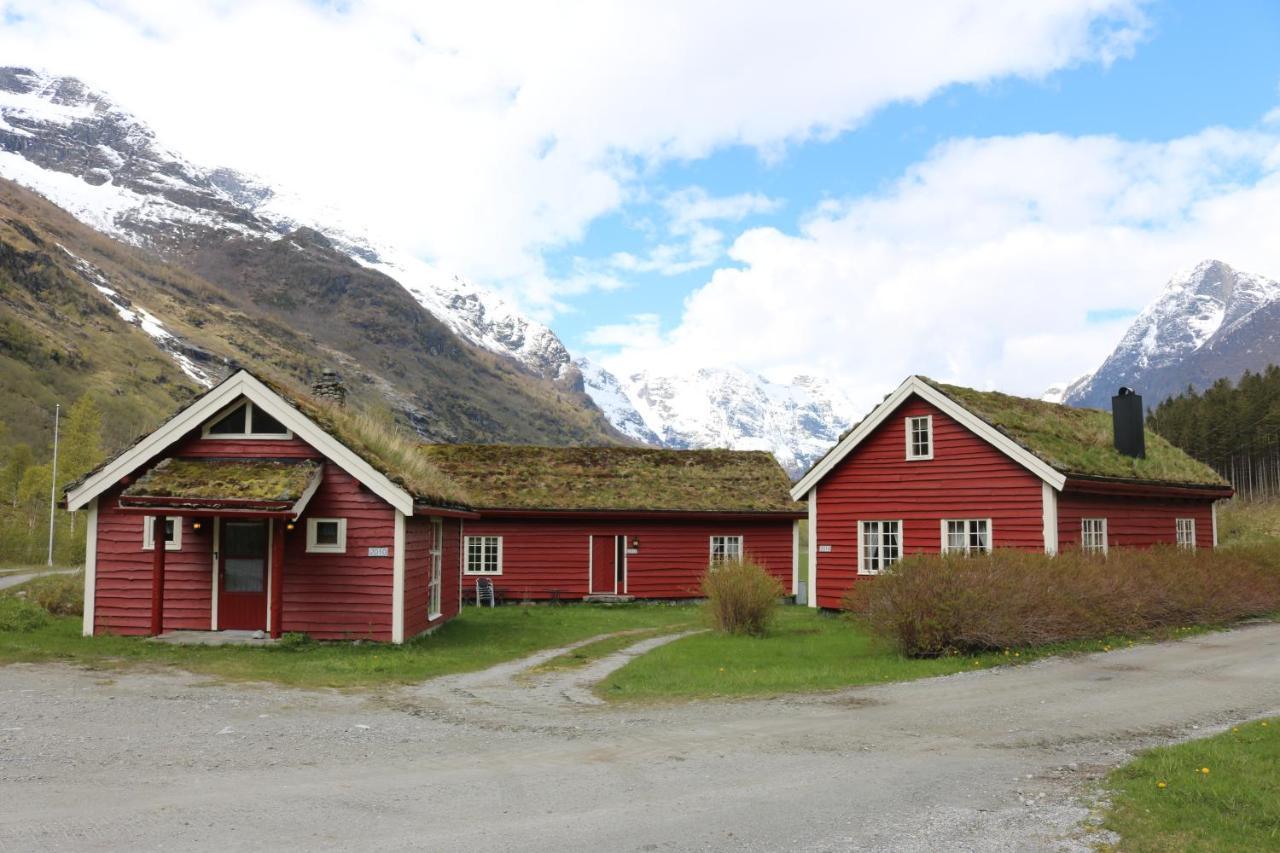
[790,376,1068,501]
[66,371,414,515]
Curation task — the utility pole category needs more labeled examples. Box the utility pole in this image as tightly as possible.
[46,403,60,567]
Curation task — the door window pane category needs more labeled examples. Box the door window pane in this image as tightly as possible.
[224,558,264,592]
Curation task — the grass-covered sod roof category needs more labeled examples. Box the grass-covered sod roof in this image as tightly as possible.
[420,445,805,513]
[123,458,321,504]
[922,379,1227,487]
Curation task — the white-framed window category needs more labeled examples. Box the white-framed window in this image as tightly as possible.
[465,535,502,575]
[201,400,291,439]
[142,516,181,551]
[428,519,443,619]
[710,535,744,565]
[305,518,347,553]
[859,520,901,574]
[1176,518,1197,549]
[906,415,933,460]
[1081,518,1108,554]
[942,519,991,555]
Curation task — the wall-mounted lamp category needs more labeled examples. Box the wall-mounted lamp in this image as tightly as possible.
[191,518,204,532]
[630,537,640,549]
[286,521,297,532]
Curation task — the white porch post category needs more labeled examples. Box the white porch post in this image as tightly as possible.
[392,509,406,644]
[807,487,818,609]
[81,498,98,636]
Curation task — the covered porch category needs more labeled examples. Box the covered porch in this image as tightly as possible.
[117,457,323,639]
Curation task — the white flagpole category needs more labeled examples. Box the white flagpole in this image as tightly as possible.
[47,403,60,567]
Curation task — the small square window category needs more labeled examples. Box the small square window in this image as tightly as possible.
[942,519,990,555]
[465,536,502,574]
[859,520,901,574]
[143,516,181,551]
[306,518,347,553]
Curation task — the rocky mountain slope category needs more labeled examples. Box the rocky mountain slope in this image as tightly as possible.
[0,68,618,448]
[1061,260,1280,409]
[0,66,854,470]
[578,359,857,475]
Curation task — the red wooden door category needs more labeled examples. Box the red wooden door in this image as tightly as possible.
[590,535,616,594]
[219,520,268,630]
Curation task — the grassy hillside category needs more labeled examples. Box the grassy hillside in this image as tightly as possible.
[0,178,622,453]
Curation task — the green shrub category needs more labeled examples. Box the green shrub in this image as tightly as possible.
[701,556,784,637]
[0,596,50,632]
[22,571,84,616]
[844,546,1280,657]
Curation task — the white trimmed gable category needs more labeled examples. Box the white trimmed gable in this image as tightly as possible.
[66,371,415,514]
[790,376,1067,502]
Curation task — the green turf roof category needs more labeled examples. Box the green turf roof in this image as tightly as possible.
[921,378,1227,487]
[123,458,321,503]
[419,444,805,513]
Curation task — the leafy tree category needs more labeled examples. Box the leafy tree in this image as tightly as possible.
[2,444,33,508]
[59,394,104,486]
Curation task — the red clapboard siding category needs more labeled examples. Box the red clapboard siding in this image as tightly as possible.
[459,516,795,601]
[1058,492,1215,550]
[169,432,322,460]
[813,396,1045,608]
[279,462,396,641]
[94,487,214,635]
[404,516,464,638]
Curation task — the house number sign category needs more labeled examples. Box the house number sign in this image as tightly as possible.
[367,546,390,557]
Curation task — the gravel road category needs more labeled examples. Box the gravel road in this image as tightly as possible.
[2,622,1278,852]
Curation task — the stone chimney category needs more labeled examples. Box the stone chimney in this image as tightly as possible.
[312,368,346,407]
[1111,387,1145,459]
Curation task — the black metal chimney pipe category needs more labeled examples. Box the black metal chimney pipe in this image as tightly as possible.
[1112,387,1145,458]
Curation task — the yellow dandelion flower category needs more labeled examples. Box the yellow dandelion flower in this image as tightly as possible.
[1157,781,1167,789]
[1263,721,1270,727]
[1200,767,1210,776]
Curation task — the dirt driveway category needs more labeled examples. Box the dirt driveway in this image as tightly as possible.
[2,623,1279,852]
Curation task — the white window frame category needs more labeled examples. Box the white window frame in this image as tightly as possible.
[941,518,992,555]
[305,518,347,554]
[1081,518,1108,555]
[201,400,292,440]
[464,535,503,575]
[428,519,443,619]
[858,520,902,575]
[1176,517,1197,549]
[142,516,182,551]
[709,535,744,565]
[906,415,933,460]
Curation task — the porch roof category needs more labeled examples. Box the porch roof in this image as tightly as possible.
[119,458,323,516]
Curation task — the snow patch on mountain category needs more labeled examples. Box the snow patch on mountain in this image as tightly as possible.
[58,244,214,387]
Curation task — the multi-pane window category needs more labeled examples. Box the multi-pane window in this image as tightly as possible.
[428,519,443,619]
[1081,518,1107,554]
[906,416,933,459]
[143,516,181,551]
[1176,518,1197,549]
[943,519,990,555]
[710,535,743,565]
[465,535,502,574]
[859,520,901,574]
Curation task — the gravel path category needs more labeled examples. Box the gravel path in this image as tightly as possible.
[2,623,1279,852]
[0,569,77,592]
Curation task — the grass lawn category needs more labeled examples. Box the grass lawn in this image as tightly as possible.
[0,602,696,690]
[597,607,1187,702]
[1101,718,1280,851]
[1217,499,1280,548]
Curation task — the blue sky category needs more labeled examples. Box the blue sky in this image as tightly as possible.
[555,0,1280,358]
[3,0,1280,407]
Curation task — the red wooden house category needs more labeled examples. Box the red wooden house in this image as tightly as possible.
[64,370,477,643]
[422,445,805,602]
[791,376,1234,609]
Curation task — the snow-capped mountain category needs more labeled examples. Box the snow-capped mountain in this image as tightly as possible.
[0,66,578,384]
[578,360,858,475]
[1062,260,1280,408]
[0,66,852,469]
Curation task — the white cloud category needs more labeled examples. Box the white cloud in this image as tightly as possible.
[0,0,1147,311]
[582,313,664,350]
[600,126,1280,411]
